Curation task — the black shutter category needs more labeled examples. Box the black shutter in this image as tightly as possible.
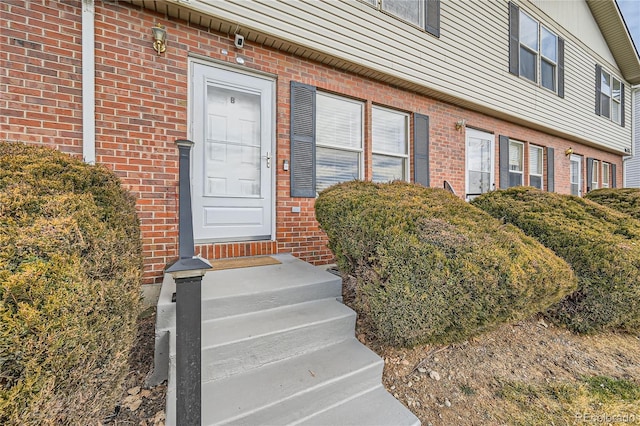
[546,147,554,192]
[611,164,617,188]
[413,113,430,187]
[557,38,565,98]
[595,64,602,115]
[425,0,440,37]
[499,135,510,189]
[621,82,625,127]
[586,157,594,192]
[509,2,520,76]
[290,81,316,197]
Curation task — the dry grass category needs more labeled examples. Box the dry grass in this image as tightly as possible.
[368,312,640,426]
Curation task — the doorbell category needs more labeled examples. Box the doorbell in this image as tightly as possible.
[234,34,244,49]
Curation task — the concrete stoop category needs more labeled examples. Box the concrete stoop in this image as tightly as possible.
[150,254,420,426]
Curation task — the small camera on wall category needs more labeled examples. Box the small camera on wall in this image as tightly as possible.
[234,34,244,49]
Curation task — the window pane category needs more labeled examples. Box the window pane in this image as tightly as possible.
[520,11,538,50]
[509,141,523,172]
[541,26,557,61]
[541,59,556,91]
[592,160,599,189]
[612,79,621,102]
[603,163,610,187]
[363,0,376,5]
[601,71,611,95]
[530,175,542,189]
[316,93,363,149]
[382,0,423,27]
[509,172,523,187]
[372,107,408,154]
[600,94,611,118]
[316,147,359,192]
[372,154,405,183]
[612,100,620,123]
[530,146,543,175]
[519,47,536,82]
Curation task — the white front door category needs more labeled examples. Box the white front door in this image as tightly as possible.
[465,128,495,200]
[191,63,274,242]
[570,154,582,196]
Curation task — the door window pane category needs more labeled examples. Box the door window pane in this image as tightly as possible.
[570,157,580,196]
[205,85,261,197]
[467,136,493,196]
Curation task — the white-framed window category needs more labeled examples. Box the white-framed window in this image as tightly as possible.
[363,0,440,37]
[372,106,409,183]
[509,140,524,186]
[315,92,364,193]
[518,10,559,92]
[529,144,544,190]
[602,162,610,188]
[592,159,599,190]
[540,26,558,91]
[597,67,623,125]
[519,11,538,83]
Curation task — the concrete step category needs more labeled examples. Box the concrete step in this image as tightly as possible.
[150,254,341,386]
[166,298,357,422]
[198,298,356,382]
[156,254,342,331]
[296,385,421,426]
[201,339,383,425]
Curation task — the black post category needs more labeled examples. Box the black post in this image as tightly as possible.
[166,139,211,426]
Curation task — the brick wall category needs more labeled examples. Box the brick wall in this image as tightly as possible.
[1,1,623,285]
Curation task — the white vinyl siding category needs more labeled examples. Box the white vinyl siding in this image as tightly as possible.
[529,144,544,189]
[174,0,632,153]
[315,92,363,192]
[372,106,409,183]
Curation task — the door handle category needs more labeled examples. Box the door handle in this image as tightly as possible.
[265,152,271,168]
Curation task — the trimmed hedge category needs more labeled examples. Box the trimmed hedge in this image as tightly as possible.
[585,188,640,220]
[472,187,640,334]
[0,142,143,424]
[315,181,576,347]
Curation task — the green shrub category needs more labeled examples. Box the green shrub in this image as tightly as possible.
[472,187,640,334]
[585,188,640,220]
[315,181,576,347]
[0,142,143,425]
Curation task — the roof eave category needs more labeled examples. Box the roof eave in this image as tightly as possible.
[587,0,640,85]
